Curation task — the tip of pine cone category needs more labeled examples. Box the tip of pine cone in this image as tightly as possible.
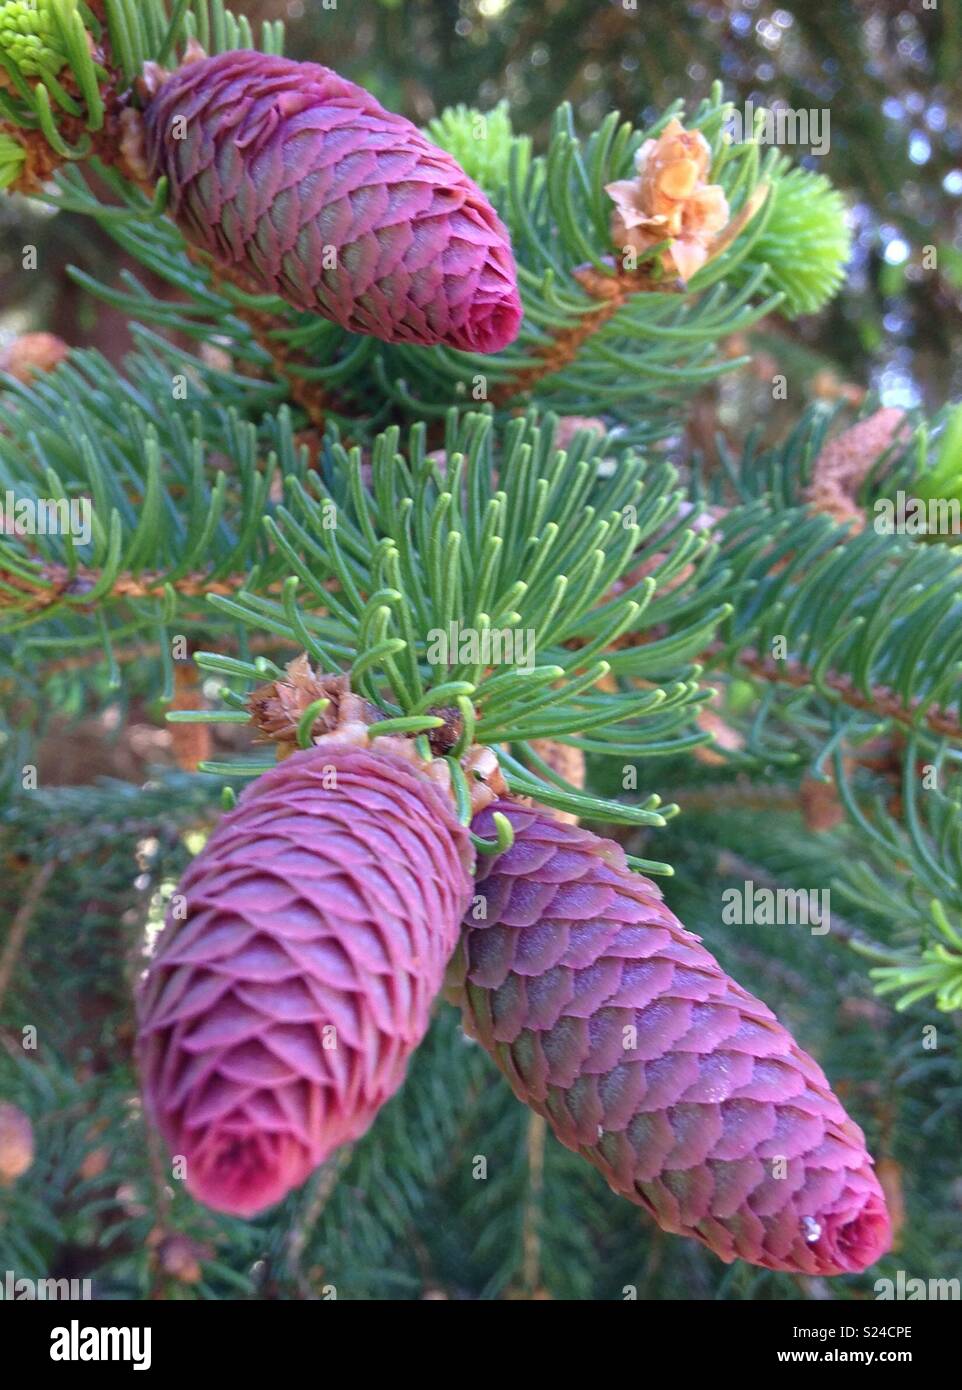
[184,1132,311,1218]
[806,1184,892,1276]
[445,289,523,354]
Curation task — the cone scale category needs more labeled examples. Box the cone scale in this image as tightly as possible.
[448,801,892,1276]
[142,51,523,352]
[137,743,473,1217]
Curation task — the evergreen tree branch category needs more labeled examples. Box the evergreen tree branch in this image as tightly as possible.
[21,80,811,444]
[198,256,352,433]
[489,261,681,407]
[0,560,273,611]
[710,643,962,744]
[489,181,770,409]
[284,1149,354,1299]
[12,629,291,681]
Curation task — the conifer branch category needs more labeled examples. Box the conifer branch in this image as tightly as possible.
[711,644,962,744]
[489,262,680,407]
[0,561,260,610]
[196,257,350,432]
[215,297,347,435]
[712,850,883,956]
[489,181,770,408]
[1,3,958,1300]
[18,630,291,681]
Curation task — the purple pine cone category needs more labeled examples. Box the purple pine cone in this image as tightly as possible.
[143,51,523,352]
[138,744,473,1217]
[447,802,892,1276]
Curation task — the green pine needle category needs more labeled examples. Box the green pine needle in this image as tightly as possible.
[180,410,719,825]
[0,128,25,186]
[915,402,962,505]
[0,0,68,76]
[425,100,531,194]
[739,161,852,316]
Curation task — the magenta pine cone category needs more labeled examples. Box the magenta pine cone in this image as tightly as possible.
[447,802,892,1276]
[138,744,474,1217]
[142,50,523,352]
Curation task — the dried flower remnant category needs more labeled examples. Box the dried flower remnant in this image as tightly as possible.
[605,118,730,282]
[805,408,910,531]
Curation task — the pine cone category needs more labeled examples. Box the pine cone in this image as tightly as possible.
[447,803,891,1275]
[138,744,473,1217]
[142,51,522,352]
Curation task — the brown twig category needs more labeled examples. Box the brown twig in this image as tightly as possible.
[198,257,352,433]
[0,861,55,1012]
[2,633,295,689]
[284,1147,354,1299]
[0,562,291,613]
[521,1112,547,1298]
[490,263,681,407]
[713,850,881,954]
[671,783,799,815]
[709,644,962,743]
[241,308,344,432]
